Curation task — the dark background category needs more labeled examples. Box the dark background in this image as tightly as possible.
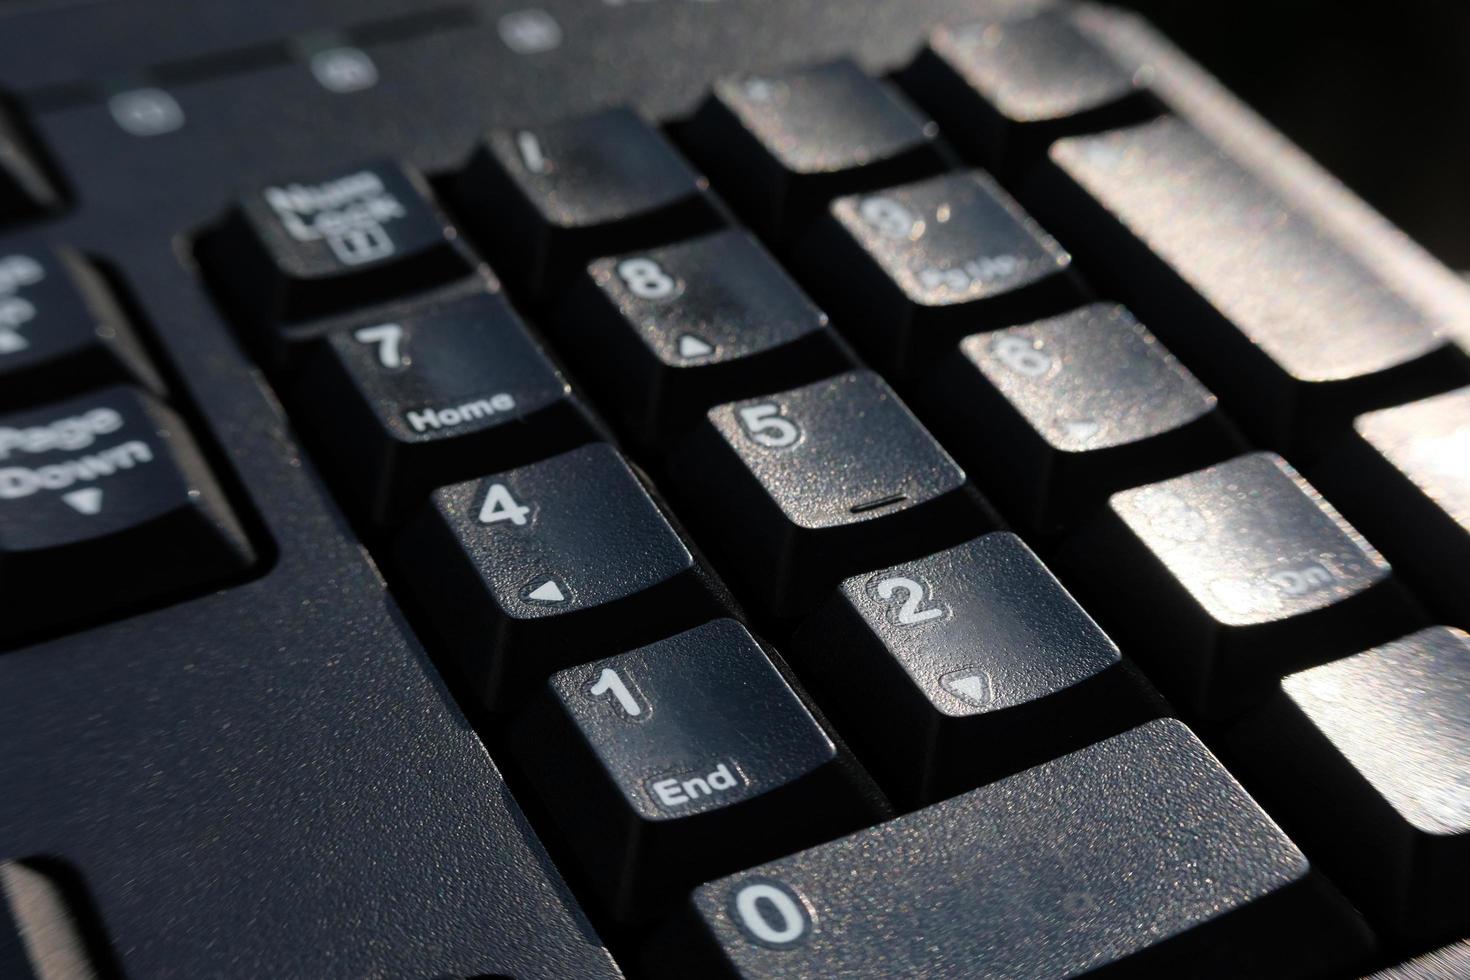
[1116,0,1470,270]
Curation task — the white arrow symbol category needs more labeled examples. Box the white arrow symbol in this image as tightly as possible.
[62,488,104,515]
[1062,419,1101,442]
[677,334,713,359]
[526,580,565,603]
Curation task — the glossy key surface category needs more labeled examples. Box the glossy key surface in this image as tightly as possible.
[902,9,1158,172]
[514,619,871,919]
[793,532,1157,806]
[670,370,990,617]
[658,720,1371,979]
[1233,626,1470,942]
[454,107,719,297]
[804,171,1074,377]
[298,288,592,522]
[925,303,1238,532]
[558,230,851,449]
[1024,116,1469,450]
[395,443,720,708]
[1314,388,1470,628]
[684,59,943,240]
[1066,452,1420,717]
[0,386,254,641]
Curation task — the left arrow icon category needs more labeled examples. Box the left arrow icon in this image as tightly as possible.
[62,488,104,515]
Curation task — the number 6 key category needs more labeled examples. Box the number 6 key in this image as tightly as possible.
[669,370,995,619]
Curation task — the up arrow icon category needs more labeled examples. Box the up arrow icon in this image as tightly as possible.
[62,487,104,515]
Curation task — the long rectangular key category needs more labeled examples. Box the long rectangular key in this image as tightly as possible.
[792,532,1158,806]
[1313,387,1470,628]
[513,619,874,919]
[653,719,1372,979]
[1064,451,1422,717]
[1231,627,1470,943]
[1023,116,1470,451]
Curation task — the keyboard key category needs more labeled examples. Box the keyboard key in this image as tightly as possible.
[1313,388,1470,628]
[512,619,873,919]
[0,386,254,640]
[900,10,1159,172]
[395,443,721,709]
[1232,627,1470,942]
[1,860,110,979]
[454,107,720,297]
[669,371,992,618]
[297,289,593,523]
[1024,116,1470,451]
[792,533,1158,806]
[802,171,1075,377]
[557,230,852,448]
[683,59,944,240]
[1371,941,1470,979]
[0,245,163,405]
[655,719,1372,979]
[201,159,477,335]
[1064,452,1422,717]
[0,102,60,222]
[923,303,1241,532]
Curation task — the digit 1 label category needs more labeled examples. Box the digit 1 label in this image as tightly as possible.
[589,667,644,718]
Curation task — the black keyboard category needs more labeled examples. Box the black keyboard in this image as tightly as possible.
[1,2,1468,978]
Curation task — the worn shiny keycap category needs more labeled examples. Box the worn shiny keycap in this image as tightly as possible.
[1064,452,1421,717]
[925,303,1239,532]
[792,533,1157,806]
[1232,627,1470,942]
[513,619,872,919]
[683,59,944,240]
[1024,116,1470,450]
[670,370,991,618]
[1312,387,1470,628]
[901,9,1159,172]
[803,171,1075,377]
[654,720,1372,979]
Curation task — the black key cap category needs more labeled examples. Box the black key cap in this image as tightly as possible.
[923,303,1240,532]
[200,159,477,335]
[792,533,1158,806]
[1371,941,1470,979]
[0,101,60,223]
[683,59,944,241]
[395,443,721,708]
[802,171,1075,378]
[1024,116,1470,451]
[0,386,254,640]
[297,288,593,523]
[512,619,874,919]
[1232,627,1470,943]
[1,861,110,979]
[1064,452,1422,718]
[654,719,1372,979]
[453,107,720,297]
[1313,388,1470,628]
[669,370,991,618]
[0,245,162,405]
[557,230,852,449]
[900,10,1159,173]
